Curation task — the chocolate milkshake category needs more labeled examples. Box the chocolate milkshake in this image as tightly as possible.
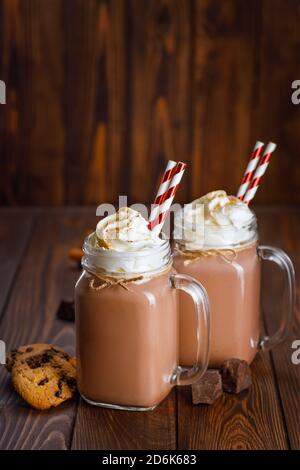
[76,269,177,408]
[75,207,210,410]
[173,190,295,367]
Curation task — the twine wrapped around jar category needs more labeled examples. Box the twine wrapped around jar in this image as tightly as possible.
[88,262,173,291]
[89,274,144,291]
[176,245,238,265]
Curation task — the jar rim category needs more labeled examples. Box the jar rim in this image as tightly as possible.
[173,210,258,249]
[175,208,256,229]
[83,234,170,258]
[82,234,172,276]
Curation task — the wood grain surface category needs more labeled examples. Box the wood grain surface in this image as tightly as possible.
[0,212,96,449]
[177,352,287,450]
[72,391,176,450]
[0,1,300,206]
[0,212,33,321]
[254,0,300,205]
[0,207,299,450]
[190,0,256,200]
[258,209,300,449]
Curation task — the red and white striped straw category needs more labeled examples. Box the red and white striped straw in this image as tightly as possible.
[147,160,177,228]
[243,142,277,205]
[148,161,187,234]
[151,160,178,207]
[237,141,264,201]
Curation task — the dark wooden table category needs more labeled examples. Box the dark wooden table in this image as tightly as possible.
[0,207,299,450]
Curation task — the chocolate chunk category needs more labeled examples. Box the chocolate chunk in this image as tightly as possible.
[64,376,77,391]
[51,347,70,360]
[220,358,252,394]
[25,347,33,353]
[26,352,52,369]
[6,349,22,371]
[54,378,63,397]
[57,301,75,322]
[26,356,43,368]
[38,378,49,386]
[192,370,223,405]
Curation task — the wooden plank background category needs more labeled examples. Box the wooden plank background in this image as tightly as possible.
[0,0,300,206]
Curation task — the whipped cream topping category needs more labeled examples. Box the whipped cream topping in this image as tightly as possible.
[85,208,167,275]
[96,207,164,251]
[174,190,256,250]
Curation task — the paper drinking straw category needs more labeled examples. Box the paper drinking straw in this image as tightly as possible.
[237,141,264,201]
[148,161,187,234]
[149,160,177,220]
[243,142,277,205]
[147,160,177,230]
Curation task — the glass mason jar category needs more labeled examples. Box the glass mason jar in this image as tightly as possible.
[173,213,295,367]
[75,236,210,411]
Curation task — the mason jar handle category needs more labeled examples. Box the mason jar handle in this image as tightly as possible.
[257,245,295,350]
[170,273,211,386]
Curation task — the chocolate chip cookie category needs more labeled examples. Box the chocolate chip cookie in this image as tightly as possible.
[6,344,77,410]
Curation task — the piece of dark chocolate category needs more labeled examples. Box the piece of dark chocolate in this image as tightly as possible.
[191,370,223,405]
[57,301,75,322]
[220,358,252,394]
